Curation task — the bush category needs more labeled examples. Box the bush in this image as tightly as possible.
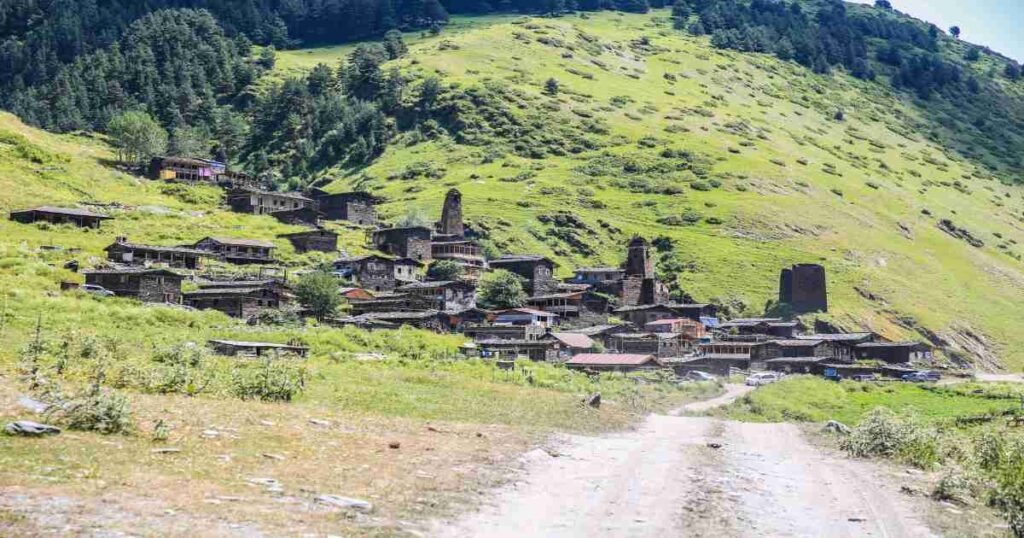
[44,388,134,435]
[841,408,938,468]
[231,358,308,402]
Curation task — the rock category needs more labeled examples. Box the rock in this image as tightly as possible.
[584,392,601,409]
[5,420,61,436]
[900,485,920,496]
[388,441,401,449]
[151,447,182,455]
[848,517,866,523]
[262,453,286,461]
[247,477,281,489]
[823,420,851,435]
[309,419,331,427]
[706,442,723,449]
[17,396,48,414]
[201,430,220,438]
[314,494,373,512]
[259,420,276,427]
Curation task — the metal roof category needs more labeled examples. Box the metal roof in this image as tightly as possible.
[12,206,111,218]
[550,332,595,349]
[200,237,275,248]
[568,353,660,366]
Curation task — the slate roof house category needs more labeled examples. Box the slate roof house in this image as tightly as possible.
[396,280,476,311]
[311,190,377,225]
[464,323,547,342]
[549,332,597,356]
[614,304,716,327]
[333,254,422,292]
[607,332,692,358]
[183,281,286,319]
[372,226,433,262]
[84,268,183,304]
[493,308,559,328]
[104,237,207,270]
[279,229,338,254]
[10,206,112,229]
[489,255,558,296]
[346,310,446,332]
[854,342,932,364]
[227,188,312,216]
[526,291,610,319]
[193,237,275,264]
[475,336,561,362]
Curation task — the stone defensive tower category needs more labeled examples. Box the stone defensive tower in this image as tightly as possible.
[779,263,828,313]
[624,236,654,278]
[439,188,464,238]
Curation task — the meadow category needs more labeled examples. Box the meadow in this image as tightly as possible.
[280,10,1024,369]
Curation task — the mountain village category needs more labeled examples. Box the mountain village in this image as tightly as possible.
[9,155,935,381]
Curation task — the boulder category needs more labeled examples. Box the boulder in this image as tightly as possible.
[584,392,601,409]
[5,420,61,436]
[823,420,851,435]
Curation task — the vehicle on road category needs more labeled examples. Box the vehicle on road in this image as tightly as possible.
[901,370,941,382]
[745,372,780,386]
[81,284,115,297]
[682,371,717,382]
[850,373,877,382]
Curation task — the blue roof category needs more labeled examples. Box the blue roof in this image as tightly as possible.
[700,316,720,328]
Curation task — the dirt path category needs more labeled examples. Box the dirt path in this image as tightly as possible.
[432,385,933,538]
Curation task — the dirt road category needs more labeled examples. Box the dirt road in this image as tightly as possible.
[433,385,932,538]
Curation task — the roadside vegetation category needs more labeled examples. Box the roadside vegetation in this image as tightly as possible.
[724,376,1024,535]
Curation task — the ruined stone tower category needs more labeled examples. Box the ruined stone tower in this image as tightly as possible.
[624,236,654,278]
[778,263,828,313]
[439,188,464,238]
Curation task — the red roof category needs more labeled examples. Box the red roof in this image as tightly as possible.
[550,332,595,349]
[567,353,660,366]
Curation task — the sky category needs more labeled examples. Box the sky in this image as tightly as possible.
[849,0,1023,62]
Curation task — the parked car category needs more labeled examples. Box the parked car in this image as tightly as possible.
[683,371,717,382]
[81,284,115,297]
[902,371,941,382]
[850,373,878,382]
[745,372,780,387]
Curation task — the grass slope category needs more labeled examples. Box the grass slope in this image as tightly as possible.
[280,10,1024,369]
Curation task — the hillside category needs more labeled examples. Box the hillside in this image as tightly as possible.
[276,10,1024,369]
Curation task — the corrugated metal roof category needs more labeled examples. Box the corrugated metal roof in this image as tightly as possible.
[550,332,595,349]
[567,353,659,366]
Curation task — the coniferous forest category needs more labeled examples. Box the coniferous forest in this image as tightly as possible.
[1,0,1022,187]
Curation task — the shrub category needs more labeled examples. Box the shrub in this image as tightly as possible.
[44,388,134,435]
[231,358,308,402]
[840,408,938,468]
[151,343,214,396]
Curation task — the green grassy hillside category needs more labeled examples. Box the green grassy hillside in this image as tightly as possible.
[277,10,1024,369]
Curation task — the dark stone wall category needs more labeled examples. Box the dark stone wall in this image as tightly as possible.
[285,232,337,253]
[439,189,465,237]
[779,264,828,313]
[315,193,377,225]
[624,237,654,278]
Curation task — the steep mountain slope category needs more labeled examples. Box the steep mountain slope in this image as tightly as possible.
[285,11,1024,368]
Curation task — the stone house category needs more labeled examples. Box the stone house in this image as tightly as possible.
[526,291,610,319]
[614,304,716,327]
[396,280,476,311]
[476,337,560,362]
[183,283,285,319]
[430,238,487,276]
[312,191,377,225]
[227,188,312,216]
[279,229,338,253]
[104,237,207,270]
[372,226,433,262]
[779,263,828,313]
[84,268,183,303]
[193,237,275,265]
[767,339,833,359]
[607,332,692,358]
[489,255,558,295]
[854,342,931,364]
[348,310,446,332]
[795,333,876,362]
[10,206,112,229]
[644,318,706,339]
[464,323,547,342]
[716,318,800,338]
[442,307,492,332]
[549,332,597,357]
[492,308,559,328]
[333,254,422,292]
[570,267,626,288]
